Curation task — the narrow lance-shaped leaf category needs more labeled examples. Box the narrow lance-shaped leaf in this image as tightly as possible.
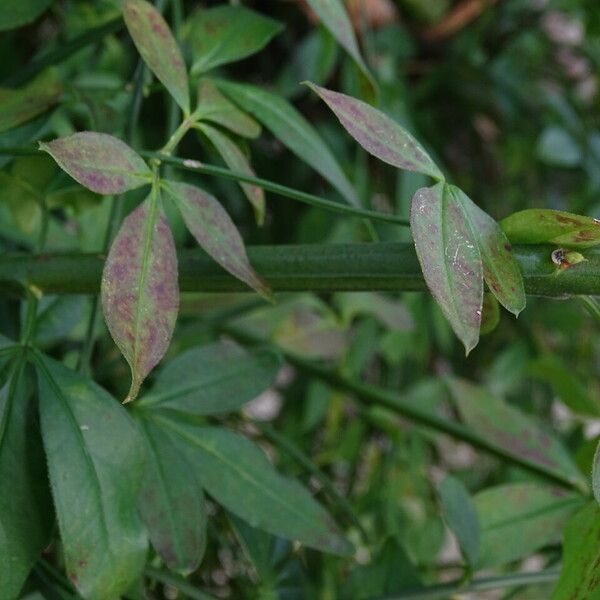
[306,82,444,180]
[137,340,281,415]
[123,0,190,114]
[216,80,360,207]
[0,69,61,133]
[196,78,261,139]
[438,476,480,566]
[450,185,526,316]
[411,183,483,353]
[40,132,152,194]
[156,417,354,556]
[137,417,206,575]
[198,122,265,225]
[185,6,283,75]
[162,180,270,299]
[593,440,600,504]
[102,194,179,402]
[0,0,53,31]
[446,377,586,489]
[0,359,51,600]
[36,354,147,599]
[551,503,600,600]
[304,0,372,84]
[474,483,583,568]
[501,208,600,248]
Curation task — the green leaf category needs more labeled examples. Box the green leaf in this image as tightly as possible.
[475,483,583,567]
[0,0,53,30]
[196,79,261,139]
[102,194,179,402]
[155,418,353,556]
[410,183,483,353]
[123,0,190,114]
[216,80,360,207]
[0,357,51,600]
[40,132,152,195]
[198,122,265,225]
[305,82,443,180]
[304,0,373,87]
[185,6,283,75]
[446,377,586,489]
[137,340,281,415]
[450,186,526,316]
[500,208,600,248]
[137,417,206,575]
[551,503,600,599]
[162,179,270,299]
[438,476,480,566]
[35,353,147,600]
[480,293,500,335]
[0,69,61,133]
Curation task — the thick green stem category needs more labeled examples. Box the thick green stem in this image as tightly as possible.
[0,243,599,297]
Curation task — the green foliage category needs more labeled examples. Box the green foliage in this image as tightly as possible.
[0,0,599,598]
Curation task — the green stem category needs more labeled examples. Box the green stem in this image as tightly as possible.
[373,567,560,600]
[145,565,217,600]
[579,295,600,327]
[1,243,599,297]
[142,151,411,226]
[223,325,586,492]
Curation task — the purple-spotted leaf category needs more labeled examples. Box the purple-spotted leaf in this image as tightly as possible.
[446,377,586,490]
[501,208,600,248]
[196,79,260,139]
[40,132,152,194]
[411,183,483,353]
[198,122,265,225]
[101,195,179,402]
[163,180,270,299]
[123,0,190,114]
[451,186,525,316]
[0,69,61,133]
[306,82,444,180]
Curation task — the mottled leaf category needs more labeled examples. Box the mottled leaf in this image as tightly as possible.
[451,186,525,315]
[0,0,53,30]
[162,179,270,299]
[475,483,583,567]
[0,359,51,600]
[217,80,360,207]
[101,195,179,402]
[0,69,61,133]
[36,353,147,599]
[410,183,483,353]
[501,208,600,248]
[304,0,372,83]
[185,6,283,75]
[196,79,260,138]
[123,0,190,113]
[40,132,152,194]
[198,122,265,224]
[438,476,480,566]
[155,417,353,556]
[306,82,443,180]
[137,417,206,574]
[552,503,600,599]
[137,340,281,415]
[446,377,586,488]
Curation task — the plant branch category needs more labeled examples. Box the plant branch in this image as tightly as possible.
[0,243,599,297]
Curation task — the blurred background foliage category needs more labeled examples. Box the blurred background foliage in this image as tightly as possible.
[2,0,600,599]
